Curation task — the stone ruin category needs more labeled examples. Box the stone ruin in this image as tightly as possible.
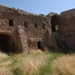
[0,5,75,53]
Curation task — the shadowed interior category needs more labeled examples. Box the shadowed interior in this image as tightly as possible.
[51,15,58,32]
[0,34,15,53]
[37,41,41,49]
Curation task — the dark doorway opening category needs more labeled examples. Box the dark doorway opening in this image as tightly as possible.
[51,15,59,32]
[9,20,13,26]
[24,22,27,28]
[37,41,41,49]
[0,34,15,53]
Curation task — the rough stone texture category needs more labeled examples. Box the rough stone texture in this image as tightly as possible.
[47,9,75,51]
[18,25,28,53]
[41,29,59,51]
[59,9,75,50]
[0,5,75,53]
[0,5,51,53]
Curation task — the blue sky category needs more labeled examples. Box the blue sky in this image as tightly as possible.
[0,0,75,15]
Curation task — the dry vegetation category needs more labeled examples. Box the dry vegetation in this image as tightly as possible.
[0,49,54,75]
[0,49,75,75]
[52,54,75,75]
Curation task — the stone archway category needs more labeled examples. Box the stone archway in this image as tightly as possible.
[0,33,16,53]
[51,15,59,32]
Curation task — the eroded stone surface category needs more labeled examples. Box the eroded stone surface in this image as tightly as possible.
[0,5,75,53]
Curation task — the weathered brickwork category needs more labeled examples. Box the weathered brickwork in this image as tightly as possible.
[0,5,75,53]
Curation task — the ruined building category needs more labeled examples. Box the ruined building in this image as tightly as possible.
[0,5,75,53]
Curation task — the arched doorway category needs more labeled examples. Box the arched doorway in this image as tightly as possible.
[0,34,16,53]
[51,15,59,32]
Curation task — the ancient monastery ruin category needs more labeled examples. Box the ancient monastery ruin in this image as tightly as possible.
[0,5,75,53]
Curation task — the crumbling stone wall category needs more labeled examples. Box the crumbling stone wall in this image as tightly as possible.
[0,5,75,53]
[59,9,75,49]
[0,5,22,53]
[0,5,52,53]
[18,10,51,50]
[47,11,75,51]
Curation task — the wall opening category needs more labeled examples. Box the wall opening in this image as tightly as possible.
[9,20,13,26]
[0,34,16,53]
[34,23,37,28]
[51,15,59,32]
[42,24,45,29]
[37,41,41,49]
[24,22,27,28]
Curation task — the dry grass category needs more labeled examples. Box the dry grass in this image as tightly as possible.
[0,49,51,75]
[0,67,12,75]
[19,53,48,75]
[52,54,75,75]
[15,49,50,75]
[0,52,8,59]
[0,49,62,75]
[0,52,12,75]
[0,60,12,67]
[1,50,75,75]
[29,48,43,54]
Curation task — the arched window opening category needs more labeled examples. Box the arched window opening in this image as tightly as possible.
[51,15,59,32]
